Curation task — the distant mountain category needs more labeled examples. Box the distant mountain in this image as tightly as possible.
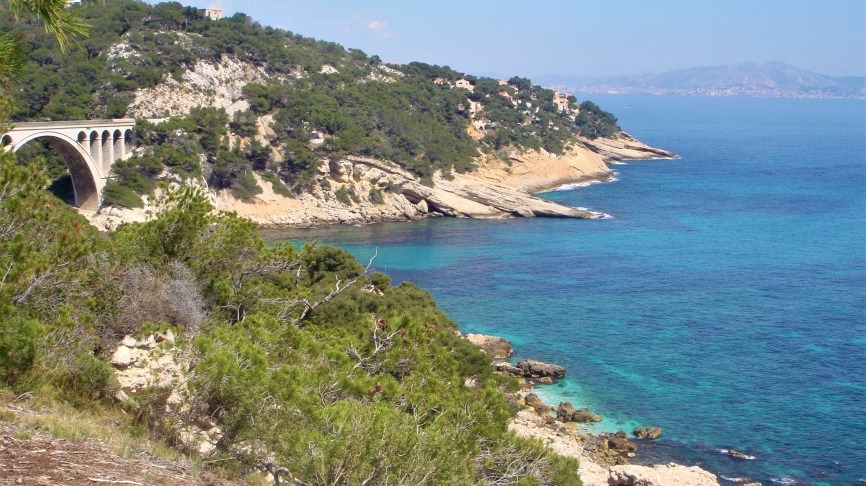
[539,62,866,99]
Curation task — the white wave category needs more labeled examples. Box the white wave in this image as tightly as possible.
[611,161,628,165]
[721,476,750,483]
[551,180,605,191]
[769,477,800,485]
[717,449,755,460]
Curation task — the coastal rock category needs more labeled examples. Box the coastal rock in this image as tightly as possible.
[465,333,514,358]
[494,361,523,377]
[508,409,610,486]
[516,359,566,379]
[557,402,576,422]
[608,436,637,453]
[555,402,603,423]
[727,449,754,460]
[572,408,603,423]
[633,427,662,440]
[534,404,553,416]
[524,393,543,408]
[609,463,720,486]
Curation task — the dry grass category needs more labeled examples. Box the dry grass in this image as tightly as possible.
[0,388,182,462]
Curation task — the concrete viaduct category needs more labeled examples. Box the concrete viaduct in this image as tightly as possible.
[1,119,136,211]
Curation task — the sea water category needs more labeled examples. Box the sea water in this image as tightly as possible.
[263,95,866,485]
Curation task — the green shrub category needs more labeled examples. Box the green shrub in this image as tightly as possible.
[0,315,45,383]
[334,186,352,205]
[368,187,385,205]
[260,172,293,198]
[102,182,145,208]
[230,171,263,201]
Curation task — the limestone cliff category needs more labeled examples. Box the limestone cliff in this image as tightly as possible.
[90,137,672,230]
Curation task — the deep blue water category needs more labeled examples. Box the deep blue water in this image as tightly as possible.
[263,96,866,485]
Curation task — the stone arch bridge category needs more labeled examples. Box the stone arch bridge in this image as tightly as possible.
[1,119,136,211]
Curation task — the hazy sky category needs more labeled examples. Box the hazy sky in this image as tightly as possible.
[183,0,866,78]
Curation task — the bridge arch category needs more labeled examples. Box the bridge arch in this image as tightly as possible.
[10,130,103,210]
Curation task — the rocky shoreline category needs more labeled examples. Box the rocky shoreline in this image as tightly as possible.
[86,136,675,231]
[465,333,727,486]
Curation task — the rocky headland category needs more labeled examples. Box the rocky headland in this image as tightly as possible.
[85,55,674,230]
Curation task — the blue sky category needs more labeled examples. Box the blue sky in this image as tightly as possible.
[183,0,865,78]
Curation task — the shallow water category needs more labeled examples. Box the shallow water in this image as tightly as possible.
[263,95,866,485]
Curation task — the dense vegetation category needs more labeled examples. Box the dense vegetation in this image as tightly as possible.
[3,0,621,208]
[0,151,583,484]
[0,2,596,482]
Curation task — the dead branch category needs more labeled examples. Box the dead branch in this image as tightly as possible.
[291,249,377,325]
[346,314,399,375]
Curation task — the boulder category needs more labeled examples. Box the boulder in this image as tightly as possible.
[494,362,523,377]
[556,402,575,422]
[728,449,753,460]
[633,427,662,439]
[516,359,566,379]
[523,393,543,408]
[533,404,552,416]
[465,333,513,358]
[111,346,134,367]
[571,408,603,423]
[608,436,637,453]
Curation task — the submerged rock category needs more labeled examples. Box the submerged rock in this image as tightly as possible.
[633,426,663,439]
[728,449,754,460]
[608,436,637,453]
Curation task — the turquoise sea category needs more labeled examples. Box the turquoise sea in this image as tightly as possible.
[264,95,866,485]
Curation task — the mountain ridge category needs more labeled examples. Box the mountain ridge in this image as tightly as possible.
[538,62,866,99]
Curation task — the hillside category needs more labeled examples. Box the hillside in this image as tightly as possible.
[540,62,866,99]
[4,0,672,227]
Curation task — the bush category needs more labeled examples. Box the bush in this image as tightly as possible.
[230,170,263,201]
[261,171,293,198]
[334,186,352,205]
[368,187,385,205]
[102,182,145,208]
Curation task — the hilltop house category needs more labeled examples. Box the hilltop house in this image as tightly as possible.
[553,92,570,112]
[454,79,474,92]
[204,9,222,20]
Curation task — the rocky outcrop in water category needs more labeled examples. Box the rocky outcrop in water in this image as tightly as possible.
[633,427,663,439]
[516,359,567,379]
[556,402,603,423]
